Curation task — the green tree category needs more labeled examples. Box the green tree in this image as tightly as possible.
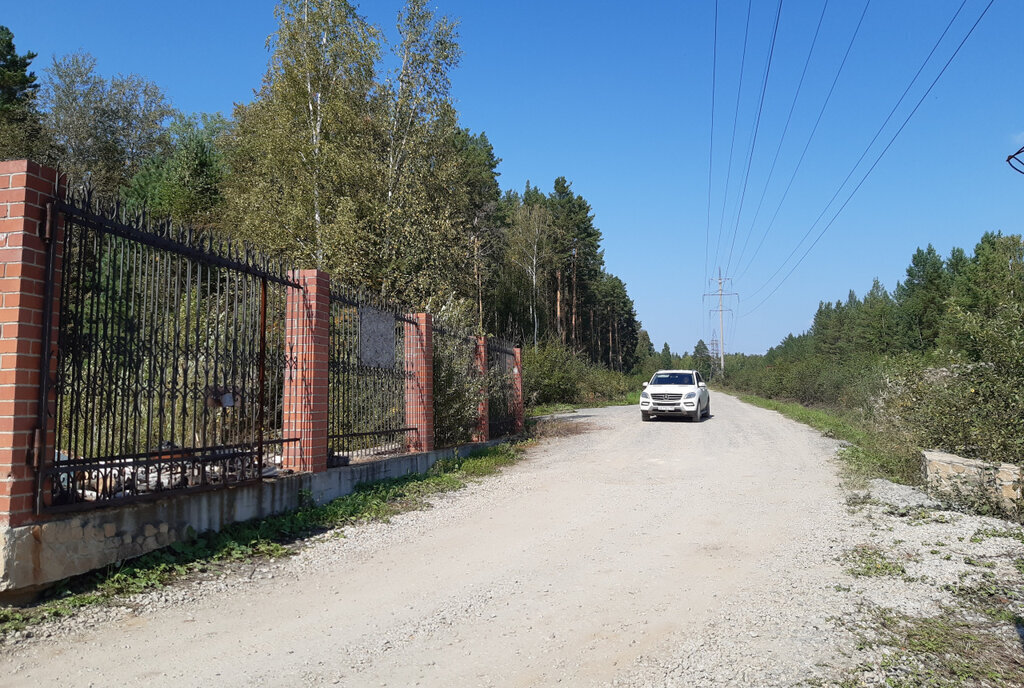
[894,245,950,351]
[0,26,49,160]
[224,0,379,272]
[363,0,465,304]
[693,339,714,380]
[123,113,229,225]
[42,52,173,195]
[660,343,673,370]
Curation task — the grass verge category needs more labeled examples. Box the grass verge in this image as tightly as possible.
[0,441,525,635]
[529,390,641,417]
[732,393,921,485]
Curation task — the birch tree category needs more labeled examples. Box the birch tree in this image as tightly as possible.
[224,0,378,272]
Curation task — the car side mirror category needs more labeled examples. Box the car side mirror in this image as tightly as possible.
[641,382,648,388]
[698,382,706,388]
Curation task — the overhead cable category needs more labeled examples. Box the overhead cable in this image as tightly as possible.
[742,0,996,317]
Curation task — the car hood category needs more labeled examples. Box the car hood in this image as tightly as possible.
[645,385,698,395]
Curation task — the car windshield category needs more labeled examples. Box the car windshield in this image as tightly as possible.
[651,373,694,386]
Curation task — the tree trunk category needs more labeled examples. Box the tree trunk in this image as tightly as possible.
[607,308,613,368]
[555,269,563,345]
[571,248,577,348]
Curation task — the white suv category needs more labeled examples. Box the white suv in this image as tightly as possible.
[639,369,710,422]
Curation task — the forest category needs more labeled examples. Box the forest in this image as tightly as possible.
[0,2,651,406]
[723,232,1024,475]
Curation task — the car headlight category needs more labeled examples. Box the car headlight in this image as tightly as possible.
[640,392,650,399]
[684,392,696,399]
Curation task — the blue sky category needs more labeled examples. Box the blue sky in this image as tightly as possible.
[7,0,1022,354]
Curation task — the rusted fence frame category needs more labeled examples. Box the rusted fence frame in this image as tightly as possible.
[37,192,300,512]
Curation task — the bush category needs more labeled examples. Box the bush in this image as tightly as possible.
[521,342,587,406]
[522,341,637,408]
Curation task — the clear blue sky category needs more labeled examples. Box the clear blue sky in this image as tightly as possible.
[7,1,1022,354]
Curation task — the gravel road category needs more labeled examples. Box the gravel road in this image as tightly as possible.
[2,392,1022,687]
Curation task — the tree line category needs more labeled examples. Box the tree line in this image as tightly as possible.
[0,2,640,373]
[724,232,1024,466]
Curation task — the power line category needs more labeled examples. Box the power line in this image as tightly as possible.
[735,0,871,286]
[733,0,830,281]
[742,0,996,317]
[702,0,719,343]
[711,0,753,274]
[745,0,969,302]
[724,0,785,278]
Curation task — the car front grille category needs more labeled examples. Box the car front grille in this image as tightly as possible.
[651,393,682,401]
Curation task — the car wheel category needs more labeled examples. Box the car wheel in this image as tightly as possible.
[692,402,702,422]
[641,412,650,422]
[703,400,711,418]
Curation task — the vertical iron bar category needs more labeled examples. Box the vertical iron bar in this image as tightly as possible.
[33,203,59,513]
[257,277,267,479]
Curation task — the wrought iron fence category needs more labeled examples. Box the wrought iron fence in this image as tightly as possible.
[431,324,481,448]
[326,285,413,466]
[41,191,299,511]
[487,337,517,438]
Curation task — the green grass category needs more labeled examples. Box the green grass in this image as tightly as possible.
[0,442,524,635]
[844,545,907,577]
[733,393,921,484]
[851,608,1024,686]
[528,390,640,417]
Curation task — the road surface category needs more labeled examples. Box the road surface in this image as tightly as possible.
[0,393,855,687]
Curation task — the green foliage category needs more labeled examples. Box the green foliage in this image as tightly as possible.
[522,341,587,406]
[724,233,1024,486]
[123,113,229,226]
[0,26,50,162]
[844,545,906,577]
[41,52,174,195]
[430,297,484,448]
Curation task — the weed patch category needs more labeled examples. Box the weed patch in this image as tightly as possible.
[844,545,906,577]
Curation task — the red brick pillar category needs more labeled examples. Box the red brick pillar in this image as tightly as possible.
[282,270,330,473]
[512,346,524,434]
[473,336,489,442]
[404,313,434,453]
[0,161,61,526]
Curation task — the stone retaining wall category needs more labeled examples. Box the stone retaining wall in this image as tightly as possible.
[923,450,1021,512]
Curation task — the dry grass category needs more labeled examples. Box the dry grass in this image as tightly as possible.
[529,418,596,439]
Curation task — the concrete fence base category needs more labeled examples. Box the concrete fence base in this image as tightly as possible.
[0,438,512,597]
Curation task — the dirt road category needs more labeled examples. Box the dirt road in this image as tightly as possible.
[0,394,860,686]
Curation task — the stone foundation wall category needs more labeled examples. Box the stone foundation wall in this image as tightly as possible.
[923,450,1022,512]
[0,439,508,596]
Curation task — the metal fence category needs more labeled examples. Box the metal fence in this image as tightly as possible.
[326,285,413,466]
[431,324,480,449]
[487,337,517,438]
[41,191,300,511]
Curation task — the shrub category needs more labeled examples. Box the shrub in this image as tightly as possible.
[521,341,586,406]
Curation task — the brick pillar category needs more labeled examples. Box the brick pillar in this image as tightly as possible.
[282,270,330,473]
[0,160,61,526]
[473,336,488,442]
[512,346,524,434]
[404,313,434,453]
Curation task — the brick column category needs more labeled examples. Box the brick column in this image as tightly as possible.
[512,346,524,434]
[473,336,489,442]
[282,270,330,473]
[404,313,434,453]
[0,160,61,526]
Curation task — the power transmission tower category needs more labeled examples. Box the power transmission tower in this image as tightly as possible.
[707,332,721,376]
[705,268,738,373]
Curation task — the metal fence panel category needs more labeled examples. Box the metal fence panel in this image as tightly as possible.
[326,286,412,466]
[43,194,298,510]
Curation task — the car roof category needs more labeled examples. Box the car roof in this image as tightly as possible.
[652,369,698,375]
